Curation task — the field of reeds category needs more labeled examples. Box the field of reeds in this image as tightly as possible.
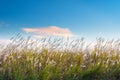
[1,34,120,80]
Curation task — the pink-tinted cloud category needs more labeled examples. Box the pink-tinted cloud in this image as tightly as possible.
[23,26,74,38]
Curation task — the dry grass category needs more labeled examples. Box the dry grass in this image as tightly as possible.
[0,34,120,80]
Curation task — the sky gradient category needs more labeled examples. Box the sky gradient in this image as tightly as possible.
[0,0,120,43]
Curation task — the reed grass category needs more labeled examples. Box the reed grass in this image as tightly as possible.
[0,34,120,80]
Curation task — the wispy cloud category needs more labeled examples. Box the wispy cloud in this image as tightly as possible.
[0,22,5,27]
[0,22,10,27]
[23,26,75,38]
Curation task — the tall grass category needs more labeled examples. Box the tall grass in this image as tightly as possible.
[1,34,120,80]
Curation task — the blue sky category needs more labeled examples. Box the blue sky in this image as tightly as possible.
[0,0,120,41]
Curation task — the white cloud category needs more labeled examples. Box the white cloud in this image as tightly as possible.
[0,39,11,45]
[23,26,75,38]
